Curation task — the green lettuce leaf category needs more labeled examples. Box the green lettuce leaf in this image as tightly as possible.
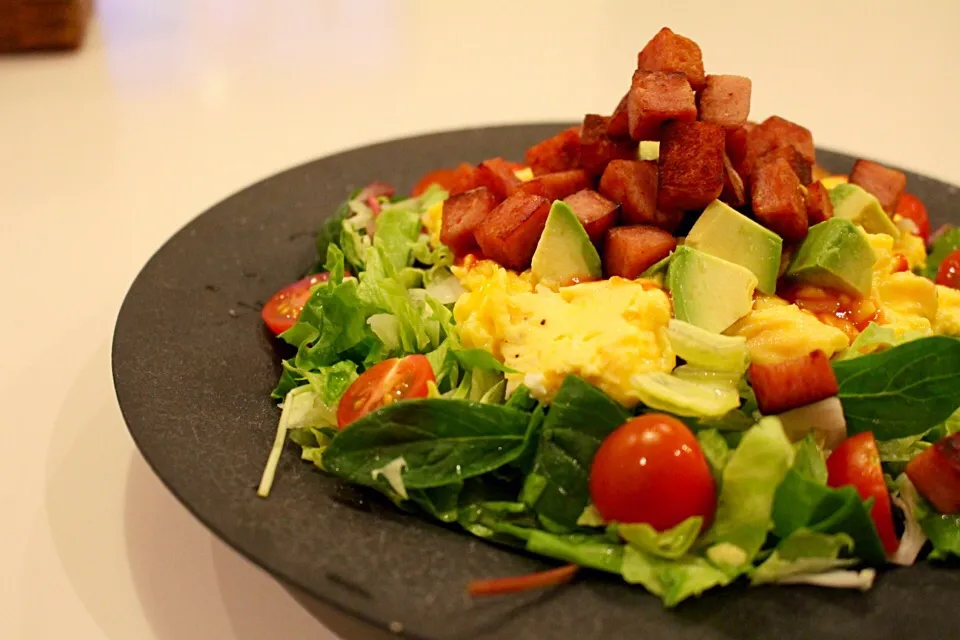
[620,546,734,607]
[915,492,960,560]
[705,417,795,567]
[618,517,704,560]
[921,226,960,280]
[751,530,856,585]
[836,322,925,360]
[696,429,730,483]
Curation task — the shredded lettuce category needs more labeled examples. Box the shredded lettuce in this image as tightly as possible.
[751,530,856,584]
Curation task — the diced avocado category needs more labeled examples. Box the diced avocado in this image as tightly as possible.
[667,246,759,333]
[639,252,674,287]
[786,218,876,296]
[666,319,749,374]
[685,200,783,294]
[531,201,602,285]
[829,183,900,239]
[638,140,660,161]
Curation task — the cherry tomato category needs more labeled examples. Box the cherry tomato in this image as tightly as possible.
[589,414,716,531]
[906,432,960,515]
[261,272,331,336]
[337,355,436,427]
[411,168,459,197]
[895,193,930,242]
[826,431,899,555]
[935,248,960,289]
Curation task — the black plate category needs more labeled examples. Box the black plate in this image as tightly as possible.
[113,124,960,640]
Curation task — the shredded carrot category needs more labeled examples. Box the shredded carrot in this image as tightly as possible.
[467,564,579,597]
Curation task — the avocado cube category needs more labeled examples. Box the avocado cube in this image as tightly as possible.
[786,218,876,297]
[667,246,758,333]
[685,199,783,294]
[829,183,900,239]
[531,201,602,285]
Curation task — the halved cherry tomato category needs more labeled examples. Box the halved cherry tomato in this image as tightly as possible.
[589,414,716,531]
[935,248,960,289]
[411,168,459,197]
[891,253,910,273]
[336,355,436,428]
[826,431,899,555]
[895,193,930,242]
[261,272,332,336]
[906,432,960,514]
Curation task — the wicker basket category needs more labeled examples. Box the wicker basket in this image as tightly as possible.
[0,0,92,52]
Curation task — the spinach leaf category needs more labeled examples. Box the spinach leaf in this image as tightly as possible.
[771,464,886,566]
[921,226,960,280]
[833,336,960,439]
[409,483,463,523]
[453,348,519,374]
[522,375,630,529]
[323,399,534,491]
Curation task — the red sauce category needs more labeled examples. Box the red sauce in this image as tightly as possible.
[778,282,882,341]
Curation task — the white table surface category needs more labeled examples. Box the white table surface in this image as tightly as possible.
[2,1,959,638]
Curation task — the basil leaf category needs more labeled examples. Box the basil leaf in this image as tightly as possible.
[323,399,534,491]
[833,336,960,439]
[522,375,630,529]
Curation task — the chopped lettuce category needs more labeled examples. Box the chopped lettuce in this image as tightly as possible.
[836,322,925,360]
[706,417,795,567]
[751,530,856,585]
[618,517,704,560]
[620,546,734,607]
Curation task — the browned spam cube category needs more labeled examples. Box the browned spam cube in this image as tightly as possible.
[580,114,638,177]
[637,27,706,91]
[752,156,808,242]
[744,116,815,181]
[525,127,581,176]
[726,124,750,176]
[628,70,697,141]
[759,146,813,185]
[563,189,620,245]
[474,192,551,270]
[514,169,591,201]
[805,181,834,225]
[477,157,522,200]
[849,159,907,211]
[720,153,746,208]
[440,187,500,257]
[608,92,631,137]
[604,226,678,279]
[599,159,682,229]
[657,121,725,211]
[698,75,752,127]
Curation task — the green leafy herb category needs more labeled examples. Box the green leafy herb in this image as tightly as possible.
[323,399,535,493]
[833,336,960,439]
[522,376,630,529]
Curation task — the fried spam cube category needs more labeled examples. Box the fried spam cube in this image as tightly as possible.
[563,189,621,245]
[657,121,725,211]
[698,75,752,127]
[474,191,551,270]
[849,159,907,211]
[599,159,682,229]
[580,114,638,177]
[604,225,678,279]
[759,145,813,185]
[608,92,631,137]
[744,116,815,181]
[525,127,581,176]
[515,169,591,201]
[751,156,808,242]
[477,157,522,200]
[637,27,706,91]
[628,70,697,141]
[805,180,834,225]
[440,187,500,256]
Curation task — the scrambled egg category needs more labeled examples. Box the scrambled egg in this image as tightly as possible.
[421,201,444,249]
[865,231,938,337]
[453,260,674,406]
[935,285,960,336]
[726,295,850,364]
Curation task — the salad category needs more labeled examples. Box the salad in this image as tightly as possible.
[257,27,960,607]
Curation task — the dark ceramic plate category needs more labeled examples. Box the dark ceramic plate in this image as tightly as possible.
[113,124,959,640]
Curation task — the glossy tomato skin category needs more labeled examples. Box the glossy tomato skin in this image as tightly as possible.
[935,249,960,289]
[906,432,960,514]
[895,193,930,242]
[261,272,331,336]
[336,355,436,428]
[589,414,717,531]
[826,431,899,555]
